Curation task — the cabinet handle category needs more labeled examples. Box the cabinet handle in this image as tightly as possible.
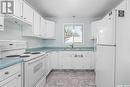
[5,72,9,75]
[0,25,3,27]
[81,54,83,58]
[75,54,77,57]
[9,44,13,45]
[18,74,21,77]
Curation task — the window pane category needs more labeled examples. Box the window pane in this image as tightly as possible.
[74,25,83,43]
[64,25,73,44]
[64,24,83,44]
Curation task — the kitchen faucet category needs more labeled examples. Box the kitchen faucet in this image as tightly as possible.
[69,44,74,49]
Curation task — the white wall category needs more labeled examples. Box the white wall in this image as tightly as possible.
[0,21,45,48]
[0,18,94,48]
[42,18,94,47]
[115,0,130,86]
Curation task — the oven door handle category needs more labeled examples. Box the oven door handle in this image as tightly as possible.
[28,57,43,64]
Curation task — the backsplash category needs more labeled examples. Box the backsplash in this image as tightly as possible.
[0,18,95,48]
[0,21,45,48]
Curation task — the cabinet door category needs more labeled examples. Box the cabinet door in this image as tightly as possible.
[50,52,60,69]
[59,52,72,69]
[42,58,46,76]
[1,74,21,87]
[14,0,22,18]
[86,52,95,69]
[33,11,41,36]
[44,54,51,76]
[40,17,46,37]
[0,15,4,31]
[47,54,52,72]
[91,21,98,39]
[23,1,33,23]
[46,20,55,39]
[72,58,84,69]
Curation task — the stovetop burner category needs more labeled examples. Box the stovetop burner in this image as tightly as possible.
[20,55,30,58]
[6,55,20,57]
[24,52,41,54]
[31,52,41,54]
[24,52,31,54]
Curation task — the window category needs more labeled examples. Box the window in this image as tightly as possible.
[64,24,83,44]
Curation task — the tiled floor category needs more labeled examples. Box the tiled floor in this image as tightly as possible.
[45,70,96,87]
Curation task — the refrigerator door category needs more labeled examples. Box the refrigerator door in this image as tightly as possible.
[96,46,115,87]
[97,10,116,45]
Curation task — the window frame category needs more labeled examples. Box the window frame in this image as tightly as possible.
[63,23,84,45]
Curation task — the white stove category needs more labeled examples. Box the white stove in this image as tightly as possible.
[21,52,46,61]
[0,40,47,87]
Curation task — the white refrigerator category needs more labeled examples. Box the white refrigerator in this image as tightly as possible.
[95,0,129,87]
[95,9,116,87]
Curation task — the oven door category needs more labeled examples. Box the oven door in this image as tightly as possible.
[24,56,45,87]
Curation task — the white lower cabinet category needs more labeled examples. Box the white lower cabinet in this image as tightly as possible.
[0,64,22,87]
[58,52,72,69]
[71,51,95,69]
[54,51,95,70]
[1,73,21,87]
[50,52,59,69]
[43,54,52,76]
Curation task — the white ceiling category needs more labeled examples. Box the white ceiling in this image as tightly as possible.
[26,0,123,19]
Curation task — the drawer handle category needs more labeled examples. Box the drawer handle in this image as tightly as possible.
[9,44,13,45]
[81,55,83,58]
[5,72,9,75]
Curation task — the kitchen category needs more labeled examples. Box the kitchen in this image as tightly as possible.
[0,0,130,87]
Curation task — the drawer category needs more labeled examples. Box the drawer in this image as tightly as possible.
[0,63,21,82]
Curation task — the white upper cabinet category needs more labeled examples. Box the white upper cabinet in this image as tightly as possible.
[46,20,56,39]
[3,0,33,26]
[13,0,22,18]
[3,0,56,39]
[91,21,100,39]
[33,11,41,36]
[40,17,46,37]
[0,14,4,31]
[22,1,33,23]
